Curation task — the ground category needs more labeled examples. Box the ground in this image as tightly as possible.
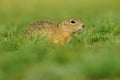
[0,0,120,80]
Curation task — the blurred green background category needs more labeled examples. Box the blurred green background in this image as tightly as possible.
[0,0,120,80]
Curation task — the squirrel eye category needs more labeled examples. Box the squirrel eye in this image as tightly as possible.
[71,20,76,24]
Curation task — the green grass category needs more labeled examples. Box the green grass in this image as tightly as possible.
[0,0,120,80]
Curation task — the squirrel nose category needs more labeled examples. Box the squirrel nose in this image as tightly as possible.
[82,24,84,28]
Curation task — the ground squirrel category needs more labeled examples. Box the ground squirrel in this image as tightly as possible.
[24,19,84,44]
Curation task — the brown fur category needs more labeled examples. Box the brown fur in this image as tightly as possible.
[24,19,84,44]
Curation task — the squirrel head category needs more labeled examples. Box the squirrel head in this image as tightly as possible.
[58,19,84,34]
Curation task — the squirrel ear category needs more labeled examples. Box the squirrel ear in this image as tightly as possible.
[63,21,69,26]
[58,20,68,27]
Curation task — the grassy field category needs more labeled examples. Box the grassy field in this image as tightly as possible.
[0,0,120,80]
